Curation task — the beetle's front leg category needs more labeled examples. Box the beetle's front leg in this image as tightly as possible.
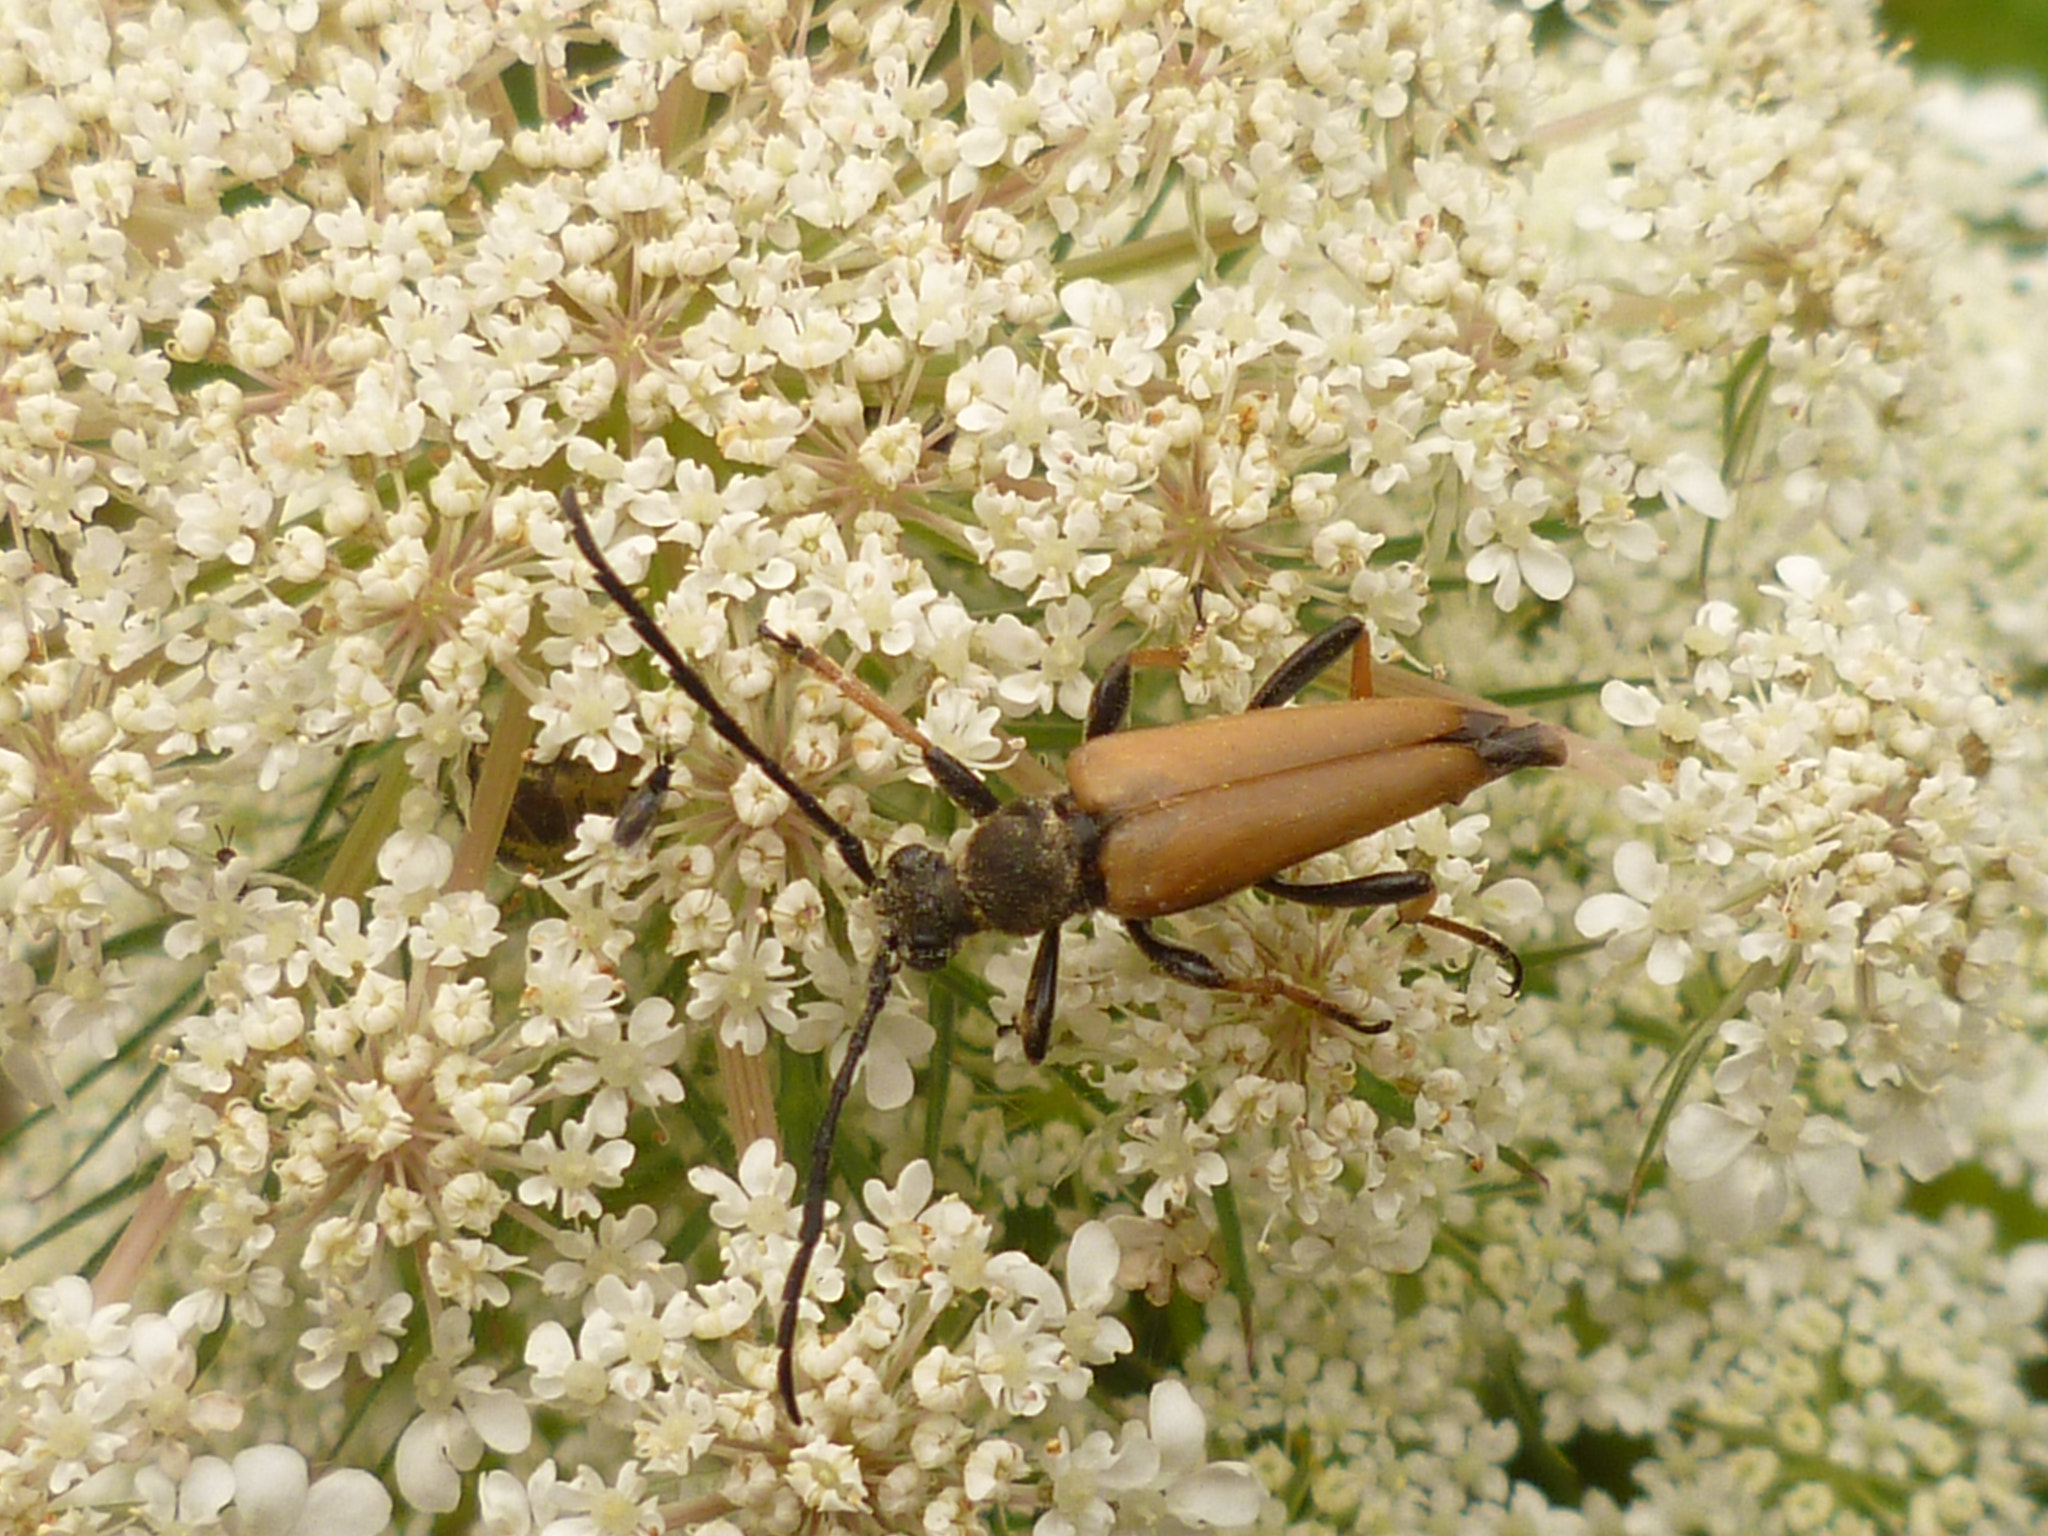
[1125,919,1387,1036]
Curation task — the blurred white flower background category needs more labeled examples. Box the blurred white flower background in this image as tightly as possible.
[1,1,2046,1532]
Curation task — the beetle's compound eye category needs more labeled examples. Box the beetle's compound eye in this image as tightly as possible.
[875,844,974,970]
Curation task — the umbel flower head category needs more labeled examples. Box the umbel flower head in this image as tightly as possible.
[1,1,2044,1533]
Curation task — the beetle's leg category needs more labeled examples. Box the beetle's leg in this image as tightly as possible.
[1125,919,1387,1036]
[757,626,1002,819]
[1085,593,1217,739]
[1260,871,1525,994]
[1258,870,1435,908]
[561,490,878,885]
[1021,927,1061,1062]
[1251,620,1532,994]
[1086,639,1200,740]
[778,944,902,1421]
[1407,911,1525,993]
[1248,616,1367,711]
[1350,621,1376,701]
[1096,611,1369,737]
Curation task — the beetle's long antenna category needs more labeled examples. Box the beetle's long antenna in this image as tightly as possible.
[559,489,876,887]
[777,944,900,1420]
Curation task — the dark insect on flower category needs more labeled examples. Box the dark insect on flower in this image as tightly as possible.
[609,760,671,850]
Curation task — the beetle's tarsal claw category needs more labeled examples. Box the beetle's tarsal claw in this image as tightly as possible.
[1416,913,1525,995]
[1310,995,1386,1037]
[1249,974,1388,1036]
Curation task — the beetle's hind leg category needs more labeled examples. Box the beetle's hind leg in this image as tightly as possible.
[1125,918,1388,1036]
[1260,872,1526,995]
[1252,619,1531,994]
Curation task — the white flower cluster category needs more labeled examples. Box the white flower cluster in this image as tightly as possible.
[490,1149,1258,1532]
[1580,556,2043,1240]
[0,1278,390,1534]
[0,0,2043,1532]
[1182,1176,2048,1535]
[1557,1,1949,551]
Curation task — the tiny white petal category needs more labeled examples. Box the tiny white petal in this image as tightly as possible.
[466,1391,531,1454]
[1148,1379,1206,1461]
[1520,540,1576,601]
[1665,1102,1754,1182]
[1166,1464,1266,1528]
[861,1045,915,1110]
[301,1468,395,1536]
[1771,554,1830,596]
[1646,934,1693,986]
[1795,1136,1865,1215]
[1481,878,1544,927]
[395,1417,461,1513]
[477,1470,531,1535]
[1612,841,1664,900]
[230,1446,310,1530]
[1574,892,1644,939]
[183,1458,236,1521]
[1601,680,1662,728]
[1659,452,1729,520]
[1065,1222,1121,1311]
[1684,1149,1781,1241]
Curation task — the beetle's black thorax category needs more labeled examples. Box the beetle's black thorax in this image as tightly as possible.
[958,795,1103,936]
[872,798,1104,972]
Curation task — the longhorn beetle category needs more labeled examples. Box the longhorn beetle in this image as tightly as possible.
[558,488,1567,1419]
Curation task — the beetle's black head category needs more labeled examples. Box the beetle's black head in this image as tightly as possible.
[874,843,977,971]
